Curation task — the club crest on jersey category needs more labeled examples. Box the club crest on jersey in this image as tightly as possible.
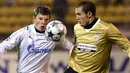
[94,34,99,41]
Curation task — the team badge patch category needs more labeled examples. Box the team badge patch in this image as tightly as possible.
[94,34,99,41]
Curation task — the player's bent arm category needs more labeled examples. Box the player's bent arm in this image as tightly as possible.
[59,24,74,54]
[107,23,130,57]
[0,28,25,54]
[60,36,74,55]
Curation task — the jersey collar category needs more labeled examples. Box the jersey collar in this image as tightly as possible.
[85,18,100,32]
[85,18,98,29]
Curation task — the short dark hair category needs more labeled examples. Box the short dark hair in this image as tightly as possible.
[76,1,96,16]
[33,5,51,18]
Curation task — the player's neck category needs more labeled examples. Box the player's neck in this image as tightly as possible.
[35,27,45,33]
[85,17,98,29]
[89,17,95,24]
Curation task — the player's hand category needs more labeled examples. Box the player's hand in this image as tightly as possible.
[63,25,67,36]
[0,49,6,57]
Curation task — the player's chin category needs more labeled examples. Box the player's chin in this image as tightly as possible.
[79,22,84,26]
[79,23,86,27]
[78,20,81,23]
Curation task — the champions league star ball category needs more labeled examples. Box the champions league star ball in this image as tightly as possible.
[46,20,65,42]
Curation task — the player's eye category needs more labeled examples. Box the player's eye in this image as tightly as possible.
[77,13,81,16]
[39,18,43,20]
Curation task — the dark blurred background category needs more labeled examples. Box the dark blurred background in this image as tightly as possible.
[0,0,130,51]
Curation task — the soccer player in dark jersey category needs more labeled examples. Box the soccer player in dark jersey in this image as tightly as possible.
[64,1,130,73]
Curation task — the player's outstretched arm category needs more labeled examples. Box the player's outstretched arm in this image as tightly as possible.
[107,23,130,57]
[0,28,25,56]
[60,36,74,55]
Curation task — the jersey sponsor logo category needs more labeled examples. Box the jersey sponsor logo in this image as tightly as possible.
[27,45,51,53]
[77,43,97,52]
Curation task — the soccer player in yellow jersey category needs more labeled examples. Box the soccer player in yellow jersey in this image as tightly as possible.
[64,1,130,73]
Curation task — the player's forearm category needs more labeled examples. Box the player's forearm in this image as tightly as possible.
[123,42,130,57]
[0,41,15,54]
[0,42,7,55]
[0,45,6,55]
[60,36,74,54]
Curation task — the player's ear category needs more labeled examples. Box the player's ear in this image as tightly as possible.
[33,16,36,23]
[87,11,92,18]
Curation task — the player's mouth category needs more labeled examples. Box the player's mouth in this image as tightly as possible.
[41,26,45,30]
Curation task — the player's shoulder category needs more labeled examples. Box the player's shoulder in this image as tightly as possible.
[98,19,114,28]
[74,23,82,29]
[21,24,33,32]
[14,24,33,34]
[9,24,32,38]
[74,23,80,26]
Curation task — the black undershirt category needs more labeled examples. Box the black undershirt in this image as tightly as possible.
[35,28,45,33]
[85,18,98,29]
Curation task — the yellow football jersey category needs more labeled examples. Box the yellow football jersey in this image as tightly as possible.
[69,19,130,73]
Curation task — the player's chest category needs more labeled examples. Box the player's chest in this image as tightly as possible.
[21,33,54,48]
[75,28,106,42]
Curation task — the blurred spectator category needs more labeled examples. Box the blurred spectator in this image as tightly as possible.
[89,0,110,6]
[52,0,68,24]
[96,0,110,6]
[114,0,124,5]
[5,0,16,6]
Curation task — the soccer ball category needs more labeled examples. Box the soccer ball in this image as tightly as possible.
[46,20,64,42]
